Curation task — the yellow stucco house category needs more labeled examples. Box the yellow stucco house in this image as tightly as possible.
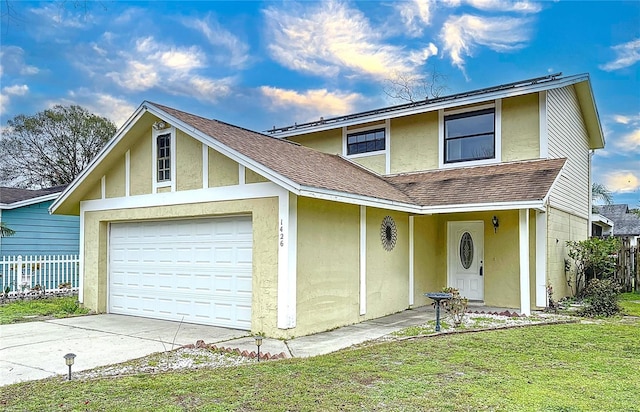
[51,73,604,338]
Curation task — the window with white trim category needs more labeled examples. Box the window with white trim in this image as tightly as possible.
[152,124,175,191]
[156,133,171,182]
[346,128,385,155]
[444,108,495,163]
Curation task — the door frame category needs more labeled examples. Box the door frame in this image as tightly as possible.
[447,220,485,301]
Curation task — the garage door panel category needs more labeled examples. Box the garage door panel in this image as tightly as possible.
[236,276,252,293]
[109,217,252,329]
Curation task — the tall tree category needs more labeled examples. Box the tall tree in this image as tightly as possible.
[0,105,116,188]
[592,182,613,205]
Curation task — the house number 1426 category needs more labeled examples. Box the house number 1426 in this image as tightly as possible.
[279,219,284,247]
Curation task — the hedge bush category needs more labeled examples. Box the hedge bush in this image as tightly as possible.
[579,278,621,317]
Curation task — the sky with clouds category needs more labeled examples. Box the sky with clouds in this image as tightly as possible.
[0,0,638,206]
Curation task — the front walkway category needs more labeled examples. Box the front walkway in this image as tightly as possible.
[213,304,522,358]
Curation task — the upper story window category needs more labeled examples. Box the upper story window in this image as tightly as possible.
[347,128,385,155]
[152,122,175,192]
[444,108,495,164]
[157,133,171,182]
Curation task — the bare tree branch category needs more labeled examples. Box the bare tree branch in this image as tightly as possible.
[2,1,108,31]
[383,66,449,103]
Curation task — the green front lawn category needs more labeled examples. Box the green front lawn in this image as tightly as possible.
[0,296,89,324]
[2,319,638,411]
[620,291,640,316]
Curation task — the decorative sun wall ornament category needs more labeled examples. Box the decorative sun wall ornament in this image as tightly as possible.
[380,216,398,251]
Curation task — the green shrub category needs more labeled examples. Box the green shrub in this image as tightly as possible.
[579,278,621,317]
[566,237,620,297]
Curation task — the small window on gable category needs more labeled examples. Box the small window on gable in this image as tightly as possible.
[347,128,385,155]
[157,133,171,182]
[444,108,495,163]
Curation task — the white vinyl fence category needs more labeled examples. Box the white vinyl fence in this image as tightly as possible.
[0,255,79,293]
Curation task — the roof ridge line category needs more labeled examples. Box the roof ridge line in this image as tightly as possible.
[147,101,302,147]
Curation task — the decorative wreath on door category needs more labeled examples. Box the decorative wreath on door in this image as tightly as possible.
[380,216,398,251]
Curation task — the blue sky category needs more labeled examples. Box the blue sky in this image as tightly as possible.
[1,1,638,206]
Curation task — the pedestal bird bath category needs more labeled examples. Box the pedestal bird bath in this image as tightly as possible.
[424,292,453,332]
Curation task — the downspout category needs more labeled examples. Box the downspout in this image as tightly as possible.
[588,150,594,237]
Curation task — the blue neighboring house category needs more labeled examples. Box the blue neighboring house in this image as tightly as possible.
[0,186,79,257]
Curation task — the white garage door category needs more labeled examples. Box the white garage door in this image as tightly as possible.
[109,217,252,330]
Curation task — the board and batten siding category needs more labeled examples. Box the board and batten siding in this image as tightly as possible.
[0,200,80,257]
[546,86,591,220]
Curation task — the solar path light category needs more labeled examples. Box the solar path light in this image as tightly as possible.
[64,353,76,381]
[254,336,263,362]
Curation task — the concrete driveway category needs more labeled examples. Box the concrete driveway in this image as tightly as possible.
[0,314,249,386]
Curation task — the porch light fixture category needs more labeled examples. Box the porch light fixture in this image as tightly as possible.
[63,353,76,381]
[254,336,263,362]
[492,216,499,233]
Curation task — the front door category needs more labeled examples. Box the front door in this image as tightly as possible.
[448,221,484,301]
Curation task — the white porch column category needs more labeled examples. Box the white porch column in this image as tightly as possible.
[78,204,85,303]
[519,209,531,315]
[277,192,297,329]
[409,216,414,306]
[359,206,367,315]
[535,210,547,307]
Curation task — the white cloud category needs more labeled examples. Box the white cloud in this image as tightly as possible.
[135,37,206,72]
[0,84,29,115]
[29,2,94,29]
[440,14,533,72]
[0,94,8,115]
[102,36,232,102]
[177,76,235,103]
[613,114,631,125]
[609,112,640,154]
[113,7,145,25]
[264,1,438,79]
[615,129,640,153]
[0,46,40,78]
[189,14,250,68]
[260,86,363,121]
[396,0,435,36]
[107,60,159,91]
[3,84,29,96]
[600,38,640,71]
[50,90,136,128]
[464,0,542,13]
[604,171,640,193]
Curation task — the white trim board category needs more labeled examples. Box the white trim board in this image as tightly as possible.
[79,182,284,213]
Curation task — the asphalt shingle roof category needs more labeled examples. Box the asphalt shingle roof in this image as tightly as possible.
[151,102,566,210]
[386,159,566,207]
[153,103,414,205]
[595,205,640,236]
[0,186,66,206]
